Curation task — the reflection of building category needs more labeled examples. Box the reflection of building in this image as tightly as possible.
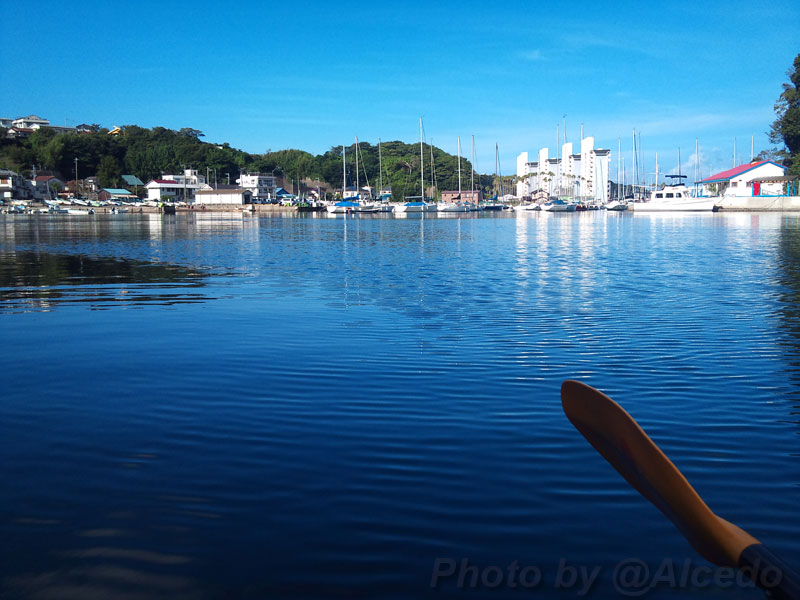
[516,136,610,203]
[237,173,276,202]
[699,160,789,197]
[145,169,209,202]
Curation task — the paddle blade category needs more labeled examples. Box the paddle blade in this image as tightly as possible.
[560,380,758,567]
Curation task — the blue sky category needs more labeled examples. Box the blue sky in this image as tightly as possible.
[2,0,798,183]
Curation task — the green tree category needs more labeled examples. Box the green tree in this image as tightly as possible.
[97,155,122,188]
[769,52,800,175]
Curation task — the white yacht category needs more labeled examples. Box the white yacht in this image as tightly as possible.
[633,176,719,212]
[541,199,577,212]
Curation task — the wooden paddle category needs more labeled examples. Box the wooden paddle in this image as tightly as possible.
[561,379,799,599]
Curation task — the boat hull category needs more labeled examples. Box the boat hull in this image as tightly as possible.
[631,199,718,212]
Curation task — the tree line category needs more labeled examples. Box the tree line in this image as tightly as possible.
[0,125,511,199]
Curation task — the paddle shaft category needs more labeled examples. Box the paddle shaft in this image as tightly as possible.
[739,543,800,600]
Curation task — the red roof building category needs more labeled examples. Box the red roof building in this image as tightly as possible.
[699,160,788,197]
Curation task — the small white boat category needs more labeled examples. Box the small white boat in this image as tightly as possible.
[514,203,540,212]
[541,199,577,212]
[437,202,470,213]
[327,200,360,214]
[395,200,431,213]
[605,200,629,211]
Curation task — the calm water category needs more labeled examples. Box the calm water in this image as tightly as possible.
[1,211,799,599]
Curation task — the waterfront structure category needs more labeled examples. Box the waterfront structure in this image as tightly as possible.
[145,169,209,202]
[238,173,277,202]
[516,136,610,204]
[98,188,138,202]
[699,160,788,197]
[194,189,253,205]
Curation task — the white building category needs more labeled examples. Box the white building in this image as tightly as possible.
[145,169,209,202]
[699,160,788,197]
[516,136,610,203]
[0,169,36,201]
[12,115,49,129]
[194,189,253,204]
[237,173,276,202]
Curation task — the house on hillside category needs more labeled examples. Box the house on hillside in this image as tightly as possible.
[699,160,787,197]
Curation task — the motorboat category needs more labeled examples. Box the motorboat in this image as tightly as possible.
[541,199,577,212]
[394,199,433,213]
[633,176,719,212]
[514,203,540,212]
[327,200,360,214]
[437,202,470,213]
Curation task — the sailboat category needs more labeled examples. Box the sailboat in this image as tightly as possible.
[374,139,394,212]
[438,136,470,213]
[327,145,360,214]
[396,118,435,213]
[485,143,510,211]
[351,137,377,213]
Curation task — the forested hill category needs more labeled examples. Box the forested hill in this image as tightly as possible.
[0,125,510,198]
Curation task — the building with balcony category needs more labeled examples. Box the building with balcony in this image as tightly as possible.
[237,173,277,202]
[516,136,610,203]
[145,169,209,202]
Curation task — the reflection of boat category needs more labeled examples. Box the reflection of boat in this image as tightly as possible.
[633,175,719,212]
[541,199,576,212]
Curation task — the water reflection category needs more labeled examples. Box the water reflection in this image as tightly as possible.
[775,214,800,418]
[0,251,217,313]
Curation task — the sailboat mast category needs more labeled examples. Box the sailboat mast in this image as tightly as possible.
[495,143,499,198]
[355,136,359,196]
[457,136,462,197]
[471,135,475,194]
[419,117,424,200]
[617,137,621,200]
[378,138,383,197]
[430,141,435,194]
[631,129,637,198]
[342,145,346,198]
